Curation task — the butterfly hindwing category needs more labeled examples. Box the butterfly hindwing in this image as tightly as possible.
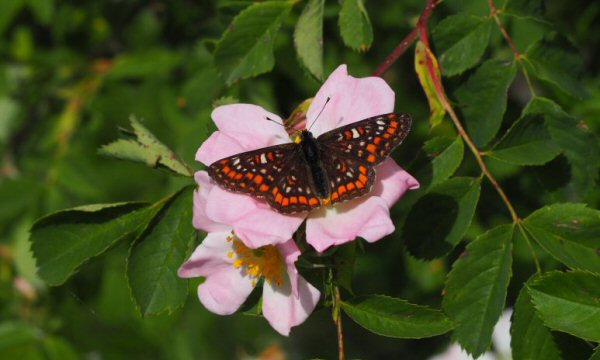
[207,143,296,197]
[317,112,411,165]
[320,150,376,205]
[265,160,322,213]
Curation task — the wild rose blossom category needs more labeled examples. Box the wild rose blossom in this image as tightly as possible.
[195,64,419,252]
[178,228,320,336]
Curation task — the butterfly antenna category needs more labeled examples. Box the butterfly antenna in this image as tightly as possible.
[308,97,330,131]
[265,116,285,127]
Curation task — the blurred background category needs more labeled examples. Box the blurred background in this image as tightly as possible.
[1,0,599,359]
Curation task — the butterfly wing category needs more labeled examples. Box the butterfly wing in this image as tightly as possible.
[319,150,376,204]
[317,112,411,205]
[207,143,296,197]
[266,160,323,214]
[317,112,412,165]
[207,144,321,214]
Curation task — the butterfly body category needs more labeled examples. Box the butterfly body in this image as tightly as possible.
[208,112,412,214]
[297,130,331,200]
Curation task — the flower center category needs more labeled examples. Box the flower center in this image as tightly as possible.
[227,234,285,287]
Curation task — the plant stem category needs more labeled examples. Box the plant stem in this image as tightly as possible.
[372,0,440,77]
[488,0,537,96]
[444,103,519,222]
[518,223,542,274]
[334,285,345,360]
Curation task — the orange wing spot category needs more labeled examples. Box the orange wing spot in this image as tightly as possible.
[299,196,308,204]
[254,155,260,163]
[259,184,269,192]
[240,183,246,188]
[227,171,236,178]
[272,187,279,196]
[355,180,365,189]
[359,174,368,184]
[219,159,228,164]
[275,193,283,204]
[282,198,289,207]
[222,166,231,174]
[235,173,243,180]
[373,136,382,145]
[347,183,356,191]
[390,120,398,128]
[331,192,339,201]
[387,114,396,119]
[387,127,396,134]
[290,196,298,204]
[338,185,347,195]
[267,152,275,161]
[249,186,256,191]
[358,127,365,135]
[340,161,347,172]
[366,144,377,153]
[245,173,254,180]
[383,133,391,139]
[344,130,353,139]
[358,165,368,174]
[366,154,376,163]
[253,174,263,184]
[309,198,319,206]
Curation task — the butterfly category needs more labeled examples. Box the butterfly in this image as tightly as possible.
[207,112,412,214]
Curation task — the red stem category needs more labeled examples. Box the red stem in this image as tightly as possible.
[372,0,440,77]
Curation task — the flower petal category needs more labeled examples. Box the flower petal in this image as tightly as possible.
[306,196,394,252]
[276,239,301,297]
[371,159,420,208]
[212,104,290,150]
[196,131,246,166]
[307,64,395,137]
[262,275,320,336]
[197,266,254,315]
[193,171,230,233]
[205,185,304,248]
[178,231,233,278]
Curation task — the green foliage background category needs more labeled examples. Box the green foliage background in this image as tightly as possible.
[1,0,599,359]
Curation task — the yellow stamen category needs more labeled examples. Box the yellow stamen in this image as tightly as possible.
[228,233,285,287]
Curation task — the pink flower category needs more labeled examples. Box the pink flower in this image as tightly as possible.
[195,64,420,252]
[178,231,320,336]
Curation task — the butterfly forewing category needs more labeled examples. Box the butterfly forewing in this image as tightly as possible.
[317,112,412,165]
[207,143,296,196]
[319,150,376,205]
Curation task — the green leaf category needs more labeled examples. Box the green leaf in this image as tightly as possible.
[503,0,546,21]
[99,116,192,177]
[333,242,356,294]
[424,136,464,186]
[591,347,600,360]
[511,277,562,360]
[31,202,157,286]
[432,14,492,76]
[488,112,561,165]
[525,97,600,197]
[0,0,25,35]
[294,0,324,80]
[522,203,600,273]
[528,270,600,341]
[341,295,453,338]
[415,41,446,128]
[0,178,42,222]
[214,1,293,84]
[27,0,53,24]
[442,224,513,357]
[404,177,480,259]
[521,37,587,98]
[338,0,373,52]
[454,60,517,147]
[128,186,196,316]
